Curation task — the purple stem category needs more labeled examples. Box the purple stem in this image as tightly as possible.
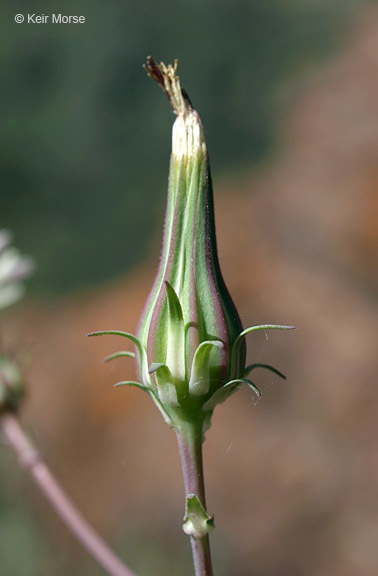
[176,422,213,576]
[0,413,137,576]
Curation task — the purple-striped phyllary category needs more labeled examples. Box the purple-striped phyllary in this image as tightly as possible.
[88,58,294,433]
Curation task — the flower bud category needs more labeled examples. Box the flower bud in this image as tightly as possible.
[137,59,245,414]
[88,58,293,431]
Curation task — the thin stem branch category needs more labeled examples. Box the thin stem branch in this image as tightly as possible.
[176,421,213,576]
[0,413,138,576]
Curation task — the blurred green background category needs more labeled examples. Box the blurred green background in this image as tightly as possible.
[1,0,365,295]
[2,1,378,576]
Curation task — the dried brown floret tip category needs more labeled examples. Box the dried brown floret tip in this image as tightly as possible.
[144,56,193,116]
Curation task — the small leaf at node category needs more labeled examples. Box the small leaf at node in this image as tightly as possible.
[183,494,214,539]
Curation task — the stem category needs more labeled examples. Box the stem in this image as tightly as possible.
[176,421,213,576]
[0,413,138,576]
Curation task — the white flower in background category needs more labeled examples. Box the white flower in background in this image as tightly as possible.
[0,230,34,310]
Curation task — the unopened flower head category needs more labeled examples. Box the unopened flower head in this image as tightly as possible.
[88,58,293,433]
[137,59,245,409]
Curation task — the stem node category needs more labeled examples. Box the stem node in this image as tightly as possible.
[176,421,214,576]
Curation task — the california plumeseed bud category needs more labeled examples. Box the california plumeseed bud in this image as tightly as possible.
[88,58,293,432]
[137,59,246,416]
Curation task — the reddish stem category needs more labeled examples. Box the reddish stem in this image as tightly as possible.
[1,413,137,576]
[176,421,213,576]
